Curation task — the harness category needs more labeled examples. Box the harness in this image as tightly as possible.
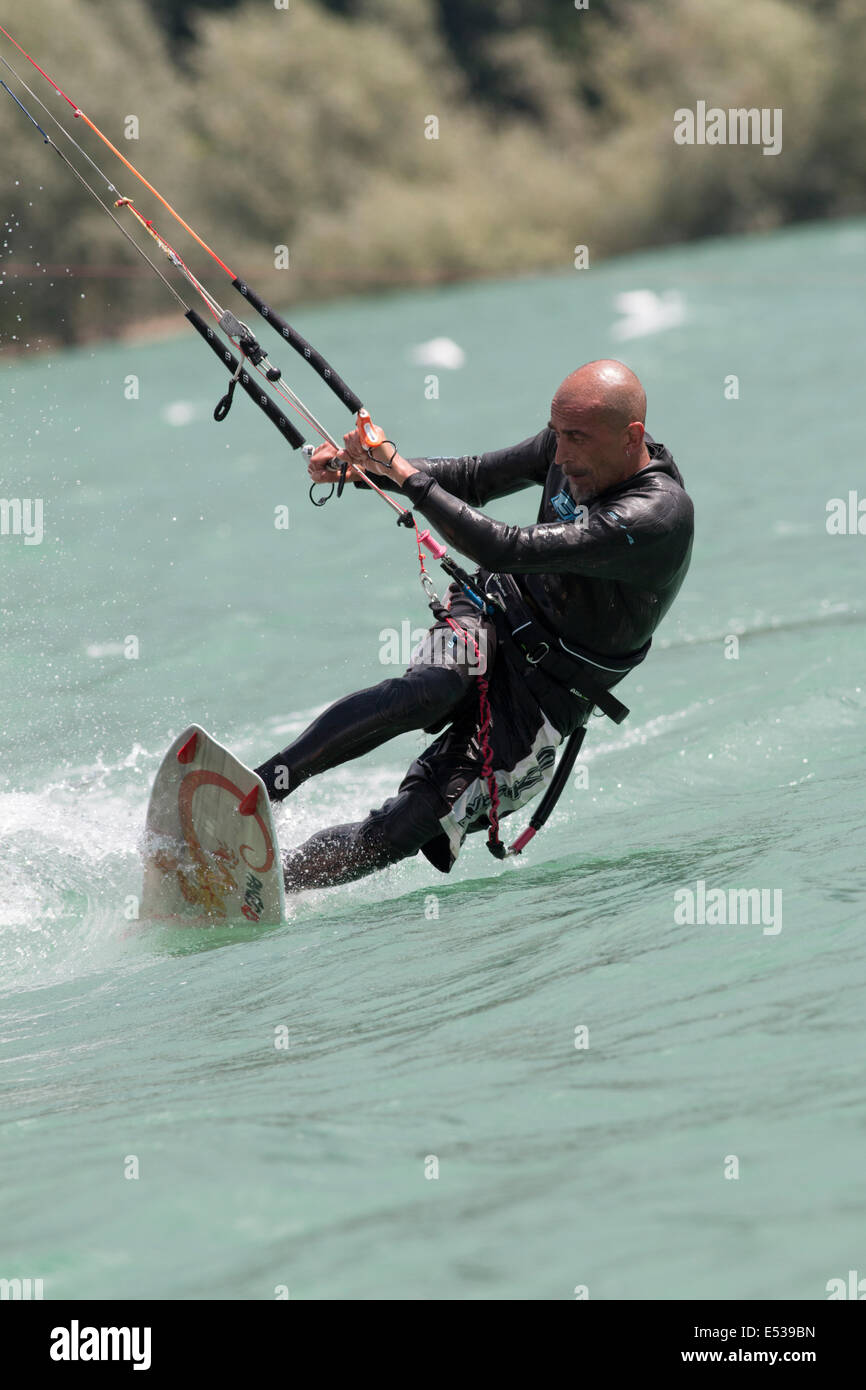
[417,553,649,859]
[481,571,650,726]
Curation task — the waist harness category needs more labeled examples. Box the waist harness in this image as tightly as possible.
[423,558,649,858]
[480,570,650,725]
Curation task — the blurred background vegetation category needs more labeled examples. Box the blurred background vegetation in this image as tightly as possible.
[1,0,862,344]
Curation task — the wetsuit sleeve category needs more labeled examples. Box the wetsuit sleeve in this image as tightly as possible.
[400,472,693,584]
[353,429,553,503]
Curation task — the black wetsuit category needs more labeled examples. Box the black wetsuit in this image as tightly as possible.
[256,429,694,889]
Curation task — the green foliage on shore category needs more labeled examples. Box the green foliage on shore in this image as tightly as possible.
[0,0,860,345]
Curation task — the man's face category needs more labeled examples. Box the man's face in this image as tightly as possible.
[548,400,630,502]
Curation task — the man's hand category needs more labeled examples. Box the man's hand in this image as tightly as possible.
[306,431,370,486]
[306,442,353,485]
[306,427,421,489]
[341,427,421,487]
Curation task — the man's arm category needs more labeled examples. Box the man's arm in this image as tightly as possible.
[400,472,693,584]
[353,429,553,504]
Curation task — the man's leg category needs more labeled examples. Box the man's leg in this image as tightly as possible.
[268,592,495,888]
[281,784,448,891]
[255,664,473,801]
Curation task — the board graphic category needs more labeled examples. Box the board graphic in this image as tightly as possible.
[141,725,285,925]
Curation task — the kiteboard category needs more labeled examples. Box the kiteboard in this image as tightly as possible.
[140,724,285,925]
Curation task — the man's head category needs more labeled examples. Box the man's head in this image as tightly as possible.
[549,360,649,501]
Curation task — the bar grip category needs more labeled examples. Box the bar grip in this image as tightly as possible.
[186,309,305,450]
[232,278,364,415]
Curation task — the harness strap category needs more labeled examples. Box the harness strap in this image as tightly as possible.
[482,572,648,725]
[422,567,636,859]
[509,724,587,854]
[427,594,504,857]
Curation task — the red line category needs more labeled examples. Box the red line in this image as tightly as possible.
[0,23,236,280]
[0,22,78,110]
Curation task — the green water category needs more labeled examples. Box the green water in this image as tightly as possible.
[1,220,864,1299]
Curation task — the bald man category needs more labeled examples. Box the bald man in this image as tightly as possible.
[256,360,694,890]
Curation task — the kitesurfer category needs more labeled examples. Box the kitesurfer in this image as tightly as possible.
[254,360,694,889]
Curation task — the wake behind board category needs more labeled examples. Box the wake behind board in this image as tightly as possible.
[141,725,285,925]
